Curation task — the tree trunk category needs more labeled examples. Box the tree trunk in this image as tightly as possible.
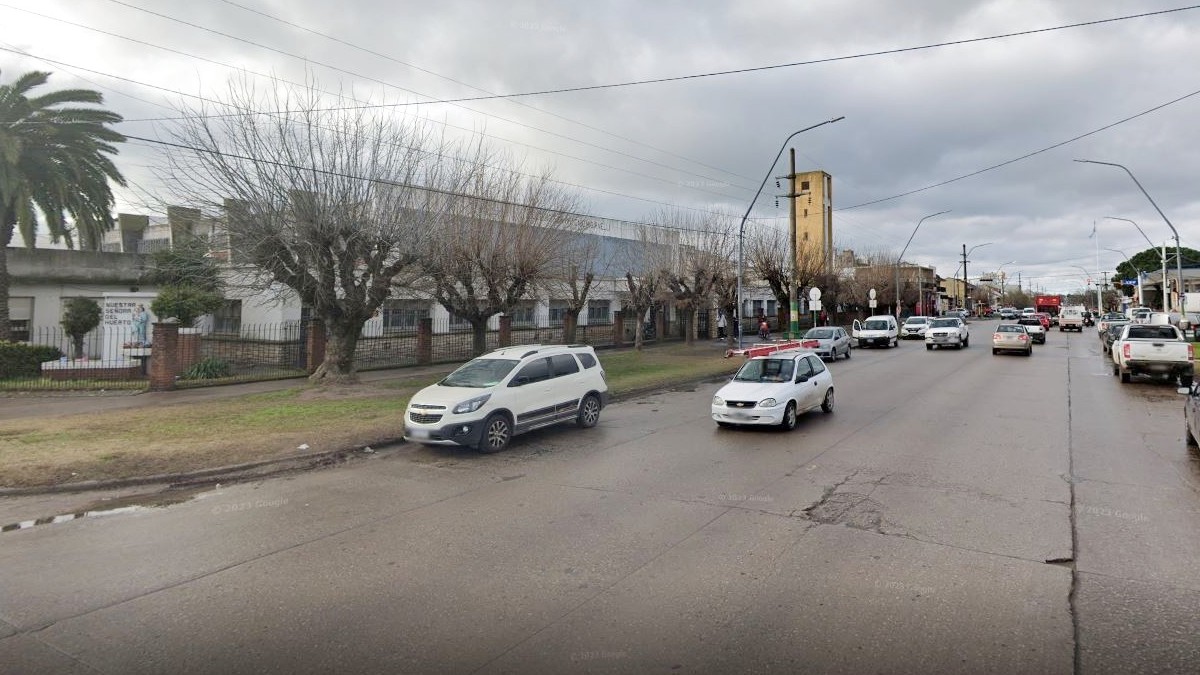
[0,216,14,342]
[72,335,85,359]
[681,307,695,345]
[308,320,360,384]
[633,310,645,351]
[563,310,579,343]
[471,319,489,356]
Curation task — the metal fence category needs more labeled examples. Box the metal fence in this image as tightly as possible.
[3,314,694,392]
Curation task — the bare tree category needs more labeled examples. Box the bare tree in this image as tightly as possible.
[747,225,828,327]
[159,77,465,384]
[654,209,734,344]
[845,250,900,316]
[422,154,586,356]
[619,225,676,351]
[711,261,739,347]
[542,226,611,343]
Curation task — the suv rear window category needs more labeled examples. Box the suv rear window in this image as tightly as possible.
[550,354,580,377]
[577,352,597,369]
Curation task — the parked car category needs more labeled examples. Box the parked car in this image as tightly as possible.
[925,317,970,350]
[1097,312,1127,335]
[1017,316,1046,344]
[901,316,931,340]
[993,324,1033,356]
[403,344,608,453]
[802,326,852,360]
[852,315,899,348]
[711,350,834,430]
[1102,321,1130,354]
[1182,382,1200,447]
[1111,323,1194,386]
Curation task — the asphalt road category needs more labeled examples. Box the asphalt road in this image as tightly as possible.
[2,323,1198,674]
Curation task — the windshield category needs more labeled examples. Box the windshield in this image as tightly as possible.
[863,320,891,330]
[997,325,1024,333]
[904,317,928,325]
[1018,318,1040,326]
[441,358,520,387]
[929,319,958,328]
[805,329,834,339]
[734,358,795,382]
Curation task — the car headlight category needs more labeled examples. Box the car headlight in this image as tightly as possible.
[452,394,491,414]
[759,398,778,408]
[712,395,725,406]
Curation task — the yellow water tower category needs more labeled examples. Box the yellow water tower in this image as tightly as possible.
[794,170,833,272]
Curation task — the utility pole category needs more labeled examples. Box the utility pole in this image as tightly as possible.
[785,148,799,338]
[961,244,969,313]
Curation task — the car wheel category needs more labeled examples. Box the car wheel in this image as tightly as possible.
[576,394,602,428]
[1025,348,1032,356]
[477,413,512,453]
[780,401,798,431]
[1112,363,1119,376]
[963,337,969,348]
[892,337,899,348]
[1120,370,1131,384]
[992,348,999,355]
[716,421,734,429]
[844,346,851,360]
[821,388,835,413]
[1181,375,1194,388]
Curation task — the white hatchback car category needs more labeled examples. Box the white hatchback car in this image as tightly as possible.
[711,350,834,430]
[404,344,608,453]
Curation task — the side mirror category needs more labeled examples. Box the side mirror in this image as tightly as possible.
[796,375,810,383]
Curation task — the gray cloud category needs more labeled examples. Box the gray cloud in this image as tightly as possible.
[3,0,1197,292]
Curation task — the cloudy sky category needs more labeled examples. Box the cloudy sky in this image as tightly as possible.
[4,0,1199,294]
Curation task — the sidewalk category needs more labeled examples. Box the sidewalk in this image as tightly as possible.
[0,365,457,422]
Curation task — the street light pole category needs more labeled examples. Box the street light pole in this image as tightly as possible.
[961,242,993,314]
[1076,160,1184,319]
[894,210,950,320]
[736,117,845,348]
[1104,216,1157,251]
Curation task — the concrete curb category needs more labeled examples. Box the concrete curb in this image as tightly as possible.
[0,373,733,497]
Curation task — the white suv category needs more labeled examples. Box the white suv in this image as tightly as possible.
[404,345,608,453]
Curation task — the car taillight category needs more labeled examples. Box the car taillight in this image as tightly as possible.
[1019,334,1029,341]
[1189,344,1195,362]
[1123,343,1131,360]
[993,333,1001,340]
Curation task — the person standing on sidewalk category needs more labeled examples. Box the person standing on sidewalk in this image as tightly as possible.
[717,312,727,339]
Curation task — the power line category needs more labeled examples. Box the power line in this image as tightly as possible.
[86,0,756,197]
[840,84,1200,211]
[0,46,769,221]
[122,133,781,239]
[211,0,758,186]
[103,3,1200,111]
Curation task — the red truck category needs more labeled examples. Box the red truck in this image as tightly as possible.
[1035,295,1062,318]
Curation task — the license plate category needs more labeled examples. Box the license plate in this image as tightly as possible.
[408,428,430,439]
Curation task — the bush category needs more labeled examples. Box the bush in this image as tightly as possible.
[150,285,225,328]
[0,342,64,378]
[181,357,232,380]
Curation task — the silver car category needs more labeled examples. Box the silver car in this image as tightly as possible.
[802,326,851,360]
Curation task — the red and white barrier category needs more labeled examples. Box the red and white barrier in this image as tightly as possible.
[724,339,818,359]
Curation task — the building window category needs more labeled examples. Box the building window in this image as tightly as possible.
[382,300,429,334]
[766,300,777,317]
[213,299,242,335]
[801,180,810,191]
[587,300,611,323]
[510,301,536,328]
[9,296,32,342]
[548,301,569,327]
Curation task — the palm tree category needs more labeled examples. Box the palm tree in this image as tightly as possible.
[0,70,126,340]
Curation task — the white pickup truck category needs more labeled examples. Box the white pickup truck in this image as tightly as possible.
[1111,323,1194,386]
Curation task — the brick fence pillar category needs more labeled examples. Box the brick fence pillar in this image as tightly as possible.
[613,313,625,348]
[148,322,180,391]
[417,317,432,365]
[305,319,326,374]
[498,315,512,347]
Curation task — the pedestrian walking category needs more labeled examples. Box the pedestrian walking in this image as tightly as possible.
[717,311,727,339]
[759,318,770,341]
